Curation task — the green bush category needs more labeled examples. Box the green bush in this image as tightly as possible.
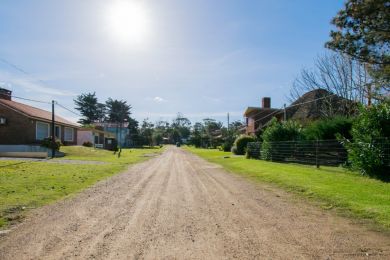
[246,142,261,159]
[82,141,93,147]
[232,135,256,155]
[304,116,353,140]
[41,137,62,151]
[221,139,233,152]
[340,101,390,180]
[261,118,303,160]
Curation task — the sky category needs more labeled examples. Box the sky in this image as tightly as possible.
[0,0,344,125]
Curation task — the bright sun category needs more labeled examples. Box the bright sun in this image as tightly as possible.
[106,1,150,45]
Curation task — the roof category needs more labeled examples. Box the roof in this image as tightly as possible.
[286,89,354,120]
[78,127,116,138]
[0,99,79,127]
[244,107,281,117]
[93,122,130,128]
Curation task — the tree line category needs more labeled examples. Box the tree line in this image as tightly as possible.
[290,0,389,113]
[74,92,131,125]
[74,93,244,148]
[268,0,390,180]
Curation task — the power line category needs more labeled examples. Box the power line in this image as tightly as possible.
[247,92,339,123]
[0,57,65,93]
[11,95,51,104]
[288,93,337,109]
[55,102,82,117]
[7,92,80,117]
[252,92,338,125]
[0,58,30,75]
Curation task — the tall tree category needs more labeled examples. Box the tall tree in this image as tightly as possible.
[95,103,107,123]
[74,92,103,125]
[228,120,245,137]
[140,118,154,146]
[189,122,204,147]
[290,52,373,116]
[127,117,141,146]
[105,98,131,123]
[326,0,390,84]
[171,113,191,142]
[202,118,223,148]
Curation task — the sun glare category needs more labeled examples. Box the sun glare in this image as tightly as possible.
[106,1,150,45]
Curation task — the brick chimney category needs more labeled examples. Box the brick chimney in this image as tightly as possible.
[0,88,12,100]
[262,97,271,109]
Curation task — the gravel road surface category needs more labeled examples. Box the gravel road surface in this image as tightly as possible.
[1,146,389,259]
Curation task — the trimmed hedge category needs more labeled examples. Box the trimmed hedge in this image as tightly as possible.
[232,135,256,155]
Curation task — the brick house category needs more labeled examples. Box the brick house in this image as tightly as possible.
[243,97,282,135]
[0,88,79,145]
[243,89,356,135]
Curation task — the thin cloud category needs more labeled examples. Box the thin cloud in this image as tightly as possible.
[145,96,168,103]
[0,71,76,97]
[153,96,166,102]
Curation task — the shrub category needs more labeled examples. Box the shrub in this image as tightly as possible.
[246,142,261,159]
[261,118,303,160]
[221,139,233,152]
[232,135,256,155]
[82,141,93,147]
[304,116,353,140]
[231,146,238,154]
[340,101,390,180]
[41,137,62,151]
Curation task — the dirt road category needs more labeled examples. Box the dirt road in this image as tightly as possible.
[1,147,389,259]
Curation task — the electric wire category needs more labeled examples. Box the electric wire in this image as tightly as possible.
[11,95,51,104]
[55,102,82,117]
[251,92,338,125]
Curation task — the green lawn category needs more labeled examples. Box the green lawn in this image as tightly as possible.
[185,146,390,231]
[0,146,162,229]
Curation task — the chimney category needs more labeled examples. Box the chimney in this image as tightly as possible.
[262,97,271,109]
[0,88,12,100]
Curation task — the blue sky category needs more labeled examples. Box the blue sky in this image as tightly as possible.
[0,0,343,125]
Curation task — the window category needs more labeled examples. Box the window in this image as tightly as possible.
[0,117,6,125]
[36,121,49,140]
[55,125,61,139]
[64,127,74,141]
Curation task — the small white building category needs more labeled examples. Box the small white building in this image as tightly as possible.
[77,128,116,149]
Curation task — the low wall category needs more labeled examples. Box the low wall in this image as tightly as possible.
[0,145,64,158]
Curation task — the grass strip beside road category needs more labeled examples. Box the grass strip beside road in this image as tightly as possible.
[185,146,390,231]
[0,146,163,229]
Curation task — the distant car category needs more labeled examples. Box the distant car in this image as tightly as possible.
[176,142,181,147]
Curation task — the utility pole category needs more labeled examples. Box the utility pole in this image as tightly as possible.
[283,103,287,121]
[51,100,55,158]
[227,112,230,132]
[227,112,230,143]
[118,121,122,157]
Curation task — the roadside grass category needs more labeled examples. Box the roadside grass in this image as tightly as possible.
[185,146,390,231]
[0,146,163,229]
[59,145,163,163]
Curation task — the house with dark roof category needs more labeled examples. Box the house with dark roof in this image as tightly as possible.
[286,89,356,122]
[242,89,356,135]
[0,88,79,145]
[243,97,282,135]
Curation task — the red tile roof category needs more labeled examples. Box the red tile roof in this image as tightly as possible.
[0,99,79,127]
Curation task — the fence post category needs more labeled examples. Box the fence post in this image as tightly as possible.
[315,139,319,168]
